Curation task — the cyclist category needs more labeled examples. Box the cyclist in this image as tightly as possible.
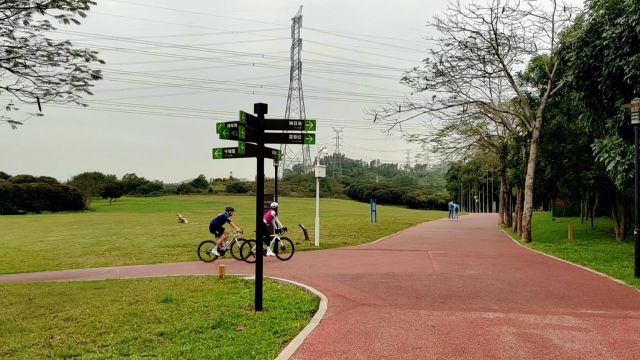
[209,206,242,256]
[263,202,287,257]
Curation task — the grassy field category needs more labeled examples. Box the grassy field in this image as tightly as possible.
[0,276,318,359]
[507,212,640,289]
[0,195,446,274]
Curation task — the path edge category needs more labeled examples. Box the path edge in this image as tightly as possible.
[268,276,328,360]
[498,226,639,292]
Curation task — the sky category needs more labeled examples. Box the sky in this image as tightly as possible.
[1,0,467,182]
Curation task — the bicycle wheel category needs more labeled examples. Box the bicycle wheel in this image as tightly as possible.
[230,238,247,261]
[240,239,257,263]
[197,240,218,262]
[275,237,295,261]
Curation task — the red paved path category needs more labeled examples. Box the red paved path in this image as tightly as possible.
[2,214,640,359]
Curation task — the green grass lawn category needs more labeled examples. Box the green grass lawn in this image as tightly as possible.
[0,195,446,274]
[507,212,640,289]
[0,276,318,360]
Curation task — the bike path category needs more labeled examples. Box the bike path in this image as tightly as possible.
[2,214,640,359]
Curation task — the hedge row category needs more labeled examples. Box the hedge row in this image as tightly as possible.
[346,182,449,210]
[0,180,84,214]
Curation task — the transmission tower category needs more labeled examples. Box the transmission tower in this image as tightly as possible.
[332,127,343,176]
[405,150,411,169]
[280,6,311,175]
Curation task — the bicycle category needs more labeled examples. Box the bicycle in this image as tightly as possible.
[240,228,295,263]
[197,230,247,262]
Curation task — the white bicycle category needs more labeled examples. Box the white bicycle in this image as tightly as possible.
[197,230,247,262]
[240,228,295,263]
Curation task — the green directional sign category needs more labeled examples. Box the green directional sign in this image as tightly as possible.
[260,119,316,131]
[219,126,257,142]
[212,147,247,159]
[237,112,317,132]
[262,132,316,144]
[216,121,239,134]
[212,144,280,160]
[239,111,256,125]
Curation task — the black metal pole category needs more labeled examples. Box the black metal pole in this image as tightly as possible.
[254,102,267,311]
[635,125,640,277]
[274,162,279,203]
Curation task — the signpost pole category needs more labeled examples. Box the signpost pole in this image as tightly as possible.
[274,159,279,203]
[254,103,267,312]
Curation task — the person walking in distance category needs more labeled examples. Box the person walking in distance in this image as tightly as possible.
[448,200,454,220]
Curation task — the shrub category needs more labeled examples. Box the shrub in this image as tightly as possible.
[226,181,250,194]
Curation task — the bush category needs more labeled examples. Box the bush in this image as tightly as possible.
[9,174,37,184]
[226,181,250,194]
[0,179,84,214]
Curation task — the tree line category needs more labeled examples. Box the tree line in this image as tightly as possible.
[373,0,639,242]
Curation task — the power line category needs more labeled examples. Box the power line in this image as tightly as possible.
[61,29,410,74]
[108,0,286,27]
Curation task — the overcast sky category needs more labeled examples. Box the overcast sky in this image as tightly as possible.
[0,0,568,182]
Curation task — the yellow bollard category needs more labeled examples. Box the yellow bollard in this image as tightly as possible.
[218,264,226,279]
[568,224,574,241]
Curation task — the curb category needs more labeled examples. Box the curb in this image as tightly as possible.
[498,226,640,292]
[268,276,328,360]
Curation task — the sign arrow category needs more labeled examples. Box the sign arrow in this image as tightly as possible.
[305,120,316,131]
[304,134,316,144]
[212,148,222,159]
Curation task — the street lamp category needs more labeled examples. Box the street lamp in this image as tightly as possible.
[627,97,640,278]
[314,147,328,247]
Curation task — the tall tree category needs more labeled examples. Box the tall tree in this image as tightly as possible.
[568,0,640,240]
[373,0,577,242]
[0,0,103,129]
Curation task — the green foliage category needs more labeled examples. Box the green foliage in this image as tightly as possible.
[101,181,123,205]
[189,174,209,190]
[0,176,84,215]
[121,173,165,196]
[67,171,116,207]
[8,174,37,184]
[226,181,250,194]
[0,0,103,128]
[592,135,634,194]
[0,171,10,180]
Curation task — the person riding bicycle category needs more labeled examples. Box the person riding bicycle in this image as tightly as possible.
[263,202,286,257]
[209,206,242,256]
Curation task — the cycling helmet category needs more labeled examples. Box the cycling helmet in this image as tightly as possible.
[269,202,279,209]
[225,206,235,212]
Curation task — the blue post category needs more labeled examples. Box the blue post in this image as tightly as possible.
[370,198,377,223]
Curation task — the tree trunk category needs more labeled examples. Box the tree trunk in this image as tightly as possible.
[521,117,543,243]
[505,185,513,228]
[511,187,520,235]
[519,188,525,236]
[611,192,627,242]
[498,172,506,226]
[591,192,599,229]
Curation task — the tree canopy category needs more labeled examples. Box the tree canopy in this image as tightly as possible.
[0,0,103,129]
